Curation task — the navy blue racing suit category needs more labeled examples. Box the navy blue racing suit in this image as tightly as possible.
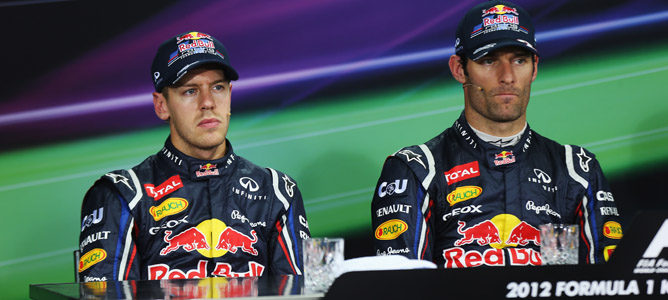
[371,113,622,267]
[79,139,310,282]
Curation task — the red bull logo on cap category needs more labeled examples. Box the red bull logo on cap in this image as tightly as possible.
[176,31,213,43]
[481,4,518,17]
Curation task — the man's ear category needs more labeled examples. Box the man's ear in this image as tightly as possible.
[448,55,467,84]
[153,92,170,121]
[531,55,539,82]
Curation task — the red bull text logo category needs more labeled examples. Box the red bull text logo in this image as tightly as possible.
[494,151,516,166]
[144,175,183,201]
[445,215,542,267]
[79,248,107,272]
[196,163,219,177]
[603,221,623,239]
[444,161,480,185]
[447,186,482,206]
[375,219,408,240]
[150,198,188,221]
[149,260,265,280]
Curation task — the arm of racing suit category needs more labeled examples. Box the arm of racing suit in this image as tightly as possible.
[267,169,311,275]
[566,145,623,264]
[371,155,434,261]
[79,172,141,282]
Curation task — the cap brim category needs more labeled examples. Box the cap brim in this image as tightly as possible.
[469,39,538,61]
[171,58,239,86]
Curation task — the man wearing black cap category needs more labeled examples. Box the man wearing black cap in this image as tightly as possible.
[79,31,310,282]
[371,1,622,267]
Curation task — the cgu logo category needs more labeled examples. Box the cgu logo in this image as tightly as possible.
[81,208,104,232]
[375,219,408,240]
[377,179,408,197]
[150,198,188,221]
[447,186,482,206]
[603,221,623,239]
[79,248,107,272]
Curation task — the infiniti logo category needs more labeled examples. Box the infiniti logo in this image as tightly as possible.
[533,169,551,184]
[239,177,259,192]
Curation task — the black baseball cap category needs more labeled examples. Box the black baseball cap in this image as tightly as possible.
[455,0,538,61]
[151,31,239,92]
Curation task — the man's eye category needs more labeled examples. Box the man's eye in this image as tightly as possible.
[481,58,494,65]
[213,84,225,91]
[515,58,527,64]
[183,89,196,96]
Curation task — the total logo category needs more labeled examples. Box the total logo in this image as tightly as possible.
[160,219,258,258]
[444,161,480,185]
[149,260,265,280]
[377,179,408,197]
[144,175,183,201]
[444,214,542,268]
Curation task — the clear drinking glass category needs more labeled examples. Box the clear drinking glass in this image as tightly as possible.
[539,224,579,265]
[302,237,344,293]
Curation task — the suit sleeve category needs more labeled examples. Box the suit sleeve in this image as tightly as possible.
[568,146,623,264]
[371,156,434,261]
[79,176,141,282]
[267,169,311,275]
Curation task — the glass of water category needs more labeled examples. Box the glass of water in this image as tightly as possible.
[539,224,579,265]
[302,237,344,293]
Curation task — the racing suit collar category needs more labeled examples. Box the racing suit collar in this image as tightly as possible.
[158,137,237,180]
[453,112,534,169]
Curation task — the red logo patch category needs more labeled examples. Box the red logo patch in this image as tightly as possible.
[444,161,480,185]
[144,175,183,201]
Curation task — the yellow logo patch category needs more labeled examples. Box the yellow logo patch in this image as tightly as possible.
[603,221,623,239]
[79,248,107,272]
[447,186,482,206]
[150,198,188,221]
[375,219,408,240]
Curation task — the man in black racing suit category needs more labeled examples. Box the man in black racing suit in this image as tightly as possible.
[79,31,310,282]
[371,1,622,268]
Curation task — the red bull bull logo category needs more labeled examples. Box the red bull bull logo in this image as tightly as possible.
[481,4,518,17]
[215,228,259,256]
[455,220,502,246]
[176,31,213,43]
[160,227,210,255]
[493,150,516,166]
[505,221,540,246]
